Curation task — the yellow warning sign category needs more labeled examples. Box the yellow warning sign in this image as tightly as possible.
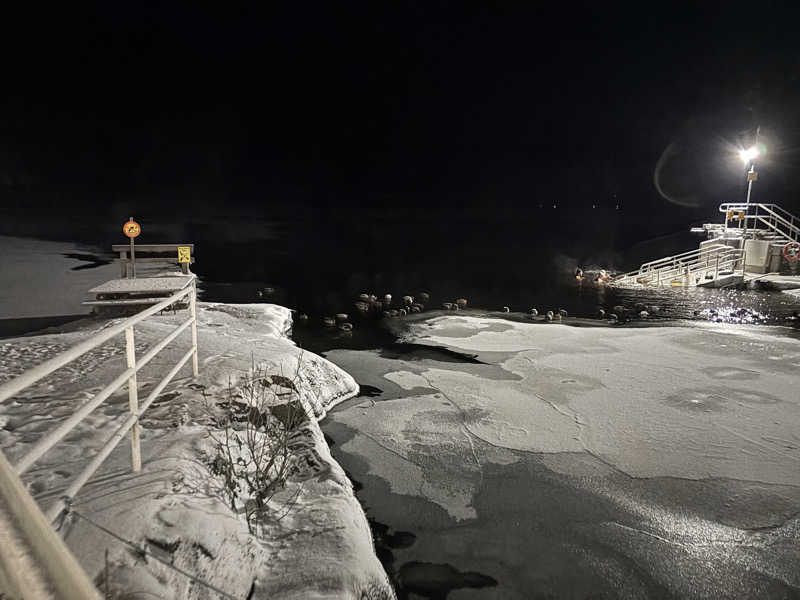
[177,246,191,263]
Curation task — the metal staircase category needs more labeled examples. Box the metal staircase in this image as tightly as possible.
[612,244,745,288]
[717,203,800,243]
[613,203,800,289]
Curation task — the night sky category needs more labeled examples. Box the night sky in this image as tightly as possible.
[2,2,800,285]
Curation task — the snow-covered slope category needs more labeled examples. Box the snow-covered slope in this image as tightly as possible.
[0,303,394,599]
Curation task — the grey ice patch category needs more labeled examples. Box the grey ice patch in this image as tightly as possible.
[700,366,760,381]
[429,321,514,339]
[726,388,782,405]
[664,390,729,413]
[664,387,782,413]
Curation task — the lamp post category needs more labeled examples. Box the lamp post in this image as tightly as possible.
[738,127,763,238]
[739,146,759,205]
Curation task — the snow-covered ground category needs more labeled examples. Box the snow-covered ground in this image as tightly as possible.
[0,303,395,599]
[323,315,800,599]
[0,235,119,319]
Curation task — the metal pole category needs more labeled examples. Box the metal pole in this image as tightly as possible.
[189,280,199,377]
[125,326,141,472]
[129,216,136,279]
[745,164,755,204]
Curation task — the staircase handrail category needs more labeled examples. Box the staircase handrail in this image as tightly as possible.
[613,244,729,281]
[613,247,743,286]
[637,243,729,271]
[718,203,800,243]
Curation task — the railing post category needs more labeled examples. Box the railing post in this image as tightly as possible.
[125,326,142,472]
[190,279,199,377]
[714,252,720,280]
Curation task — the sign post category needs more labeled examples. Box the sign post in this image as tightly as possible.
[122,218,141,278]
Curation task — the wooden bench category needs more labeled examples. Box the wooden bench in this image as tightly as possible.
[113,244,195,278]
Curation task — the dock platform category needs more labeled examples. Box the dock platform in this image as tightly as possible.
[84,276,195,308]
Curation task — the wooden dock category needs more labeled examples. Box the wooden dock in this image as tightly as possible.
[84,276,195,307]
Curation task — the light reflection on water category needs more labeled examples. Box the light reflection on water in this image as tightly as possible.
[602,285,800,327]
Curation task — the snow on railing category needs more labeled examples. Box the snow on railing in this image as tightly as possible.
[0,282,199,598]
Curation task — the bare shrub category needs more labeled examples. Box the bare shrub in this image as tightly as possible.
[204,356,308,534]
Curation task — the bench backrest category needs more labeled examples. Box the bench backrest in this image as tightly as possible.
[112,244,195,276]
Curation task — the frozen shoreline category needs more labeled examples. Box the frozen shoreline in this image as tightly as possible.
[0,303,395,599]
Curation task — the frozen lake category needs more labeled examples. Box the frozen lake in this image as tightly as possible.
[319,315,800,599]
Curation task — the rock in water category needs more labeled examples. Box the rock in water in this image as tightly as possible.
[598,308,606,318]
[335,313,349,323]
[418,292,430,303]
[456,298,468,309]
[502,306,510,313]
[529,308,538,316]
[558,309,568,318]
[639,310,649,319]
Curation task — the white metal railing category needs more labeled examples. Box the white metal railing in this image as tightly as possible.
[0,282,199,598]
[637,243,729,272]
[719,203,800,243]
[613,246,745,287]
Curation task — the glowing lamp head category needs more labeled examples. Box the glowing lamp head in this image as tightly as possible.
[739,146,760,164]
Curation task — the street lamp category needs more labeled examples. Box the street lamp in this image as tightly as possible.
[739,145,760,205]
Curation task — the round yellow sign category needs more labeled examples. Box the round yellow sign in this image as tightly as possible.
[123,220,141,238]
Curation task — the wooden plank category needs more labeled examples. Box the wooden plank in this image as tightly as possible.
[111,244,194,252]
[82,298,183,306]
[113,257,195,263]
[89,276,194,294]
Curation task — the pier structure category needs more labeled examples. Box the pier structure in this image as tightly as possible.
[613,203,800,288]
[84,243,196,313]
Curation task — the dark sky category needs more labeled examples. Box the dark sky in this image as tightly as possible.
[3,1,800,236]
